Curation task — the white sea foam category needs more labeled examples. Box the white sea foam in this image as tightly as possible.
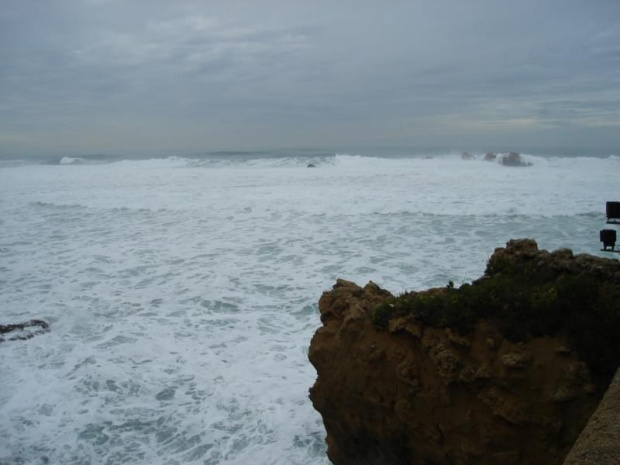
[0,153,617,464]
[59,156,87,165]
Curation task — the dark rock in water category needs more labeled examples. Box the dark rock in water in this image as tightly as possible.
[461,152,474,160]
[309,240,620,465]
[501,152,532,167]
[0,319,50,343]
[307,164,316,168]
[483,151,532,166]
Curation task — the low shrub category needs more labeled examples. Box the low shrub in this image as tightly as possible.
[371,260,620,376]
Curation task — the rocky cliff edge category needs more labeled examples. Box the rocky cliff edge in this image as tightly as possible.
[309,239,620,465]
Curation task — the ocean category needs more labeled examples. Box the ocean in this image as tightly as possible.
[0,150,618,464]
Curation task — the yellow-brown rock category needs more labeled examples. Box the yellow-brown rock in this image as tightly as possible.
[309,240,620,465]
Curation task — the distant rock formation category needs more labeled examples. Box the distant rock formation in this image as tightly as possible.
[307,164,316,168]
[501,152,532,167]
[482,151,532,167]
[460,152,474,160]
[0,319,50,343]
[309,240,620,465]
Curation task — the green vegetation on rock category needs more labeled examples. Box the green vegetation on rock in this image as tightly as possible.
[370,244,620,376]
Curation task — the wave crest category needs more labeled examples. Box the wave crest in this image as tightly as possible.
[59,156,86,165]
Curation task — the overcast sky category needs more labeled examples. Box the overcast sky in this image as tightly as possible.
[1,0,619,155]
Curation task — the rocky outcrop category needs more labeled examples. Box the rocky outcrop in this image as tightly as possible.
[309,240,620,465]
[0,319,50,343]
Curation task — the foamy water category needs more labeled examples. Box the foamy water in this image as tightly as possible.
[0,153,617,464]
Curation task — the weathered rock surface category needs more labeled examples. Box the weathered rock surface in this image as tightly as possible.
[564,368,620,464]
[309,240,620,465]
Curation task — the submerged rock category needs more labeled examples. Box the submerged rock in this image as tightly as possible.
[0,319,50,343]
[309,240,620,465]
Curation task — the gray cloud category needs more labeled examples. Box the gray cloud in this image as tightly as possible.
[1,0,619,155]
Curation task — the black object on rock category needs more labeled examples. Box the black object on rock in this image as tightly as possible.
[606,202,620,224]
[600,229,617,251]
[0,319,50,343]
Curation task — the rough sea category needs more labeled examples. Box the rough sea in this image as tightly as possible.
[0,150,618,465]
